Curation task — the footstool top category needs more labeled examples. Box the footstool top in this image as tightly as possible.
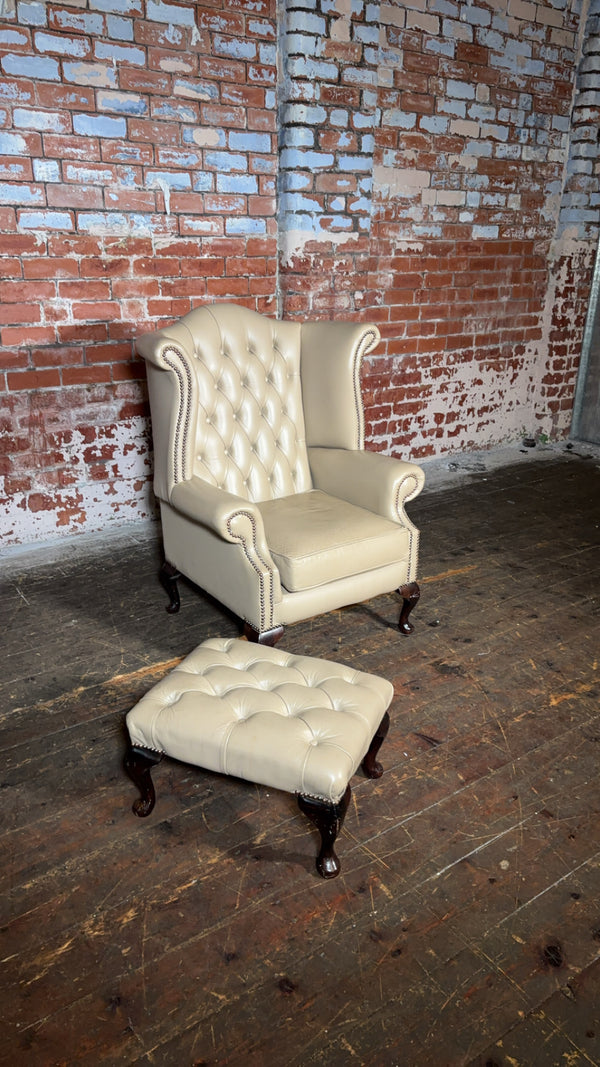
[126,637,393,803]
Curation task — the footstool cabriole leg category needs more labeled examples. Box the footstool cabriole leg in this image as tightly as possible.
[124,745,163,817]
[362,710,390,780]
[298,784,351,880]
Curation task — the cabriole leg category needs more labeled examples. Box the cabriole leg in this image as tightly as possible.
[124,745,162,817]
[160,561,181,614]
[298,784,351,879]
[362,711,390,780]
[398,581,420,635]
[243,623,284,647]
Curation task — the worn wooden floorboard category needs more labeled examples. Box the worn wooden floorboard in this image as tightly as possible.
[1,452,599,1065]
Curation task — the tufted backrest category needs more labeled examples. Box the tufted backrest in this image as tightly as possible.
[178,303,313,503]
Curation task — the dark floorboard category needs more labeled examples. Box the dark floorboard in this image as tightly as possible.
[1,450,599,1066]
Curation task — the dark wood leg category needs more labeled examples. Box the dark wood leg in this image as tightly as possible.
[362,711,390,780]
[298,784,351,879]
[243,622,284,647]
[398,581,420,635]
[160,561,181,614]
[124,745,162,817]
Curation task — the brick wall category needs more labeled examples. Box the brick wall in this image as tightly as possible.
[1,0,598,546]
[0,0,278,544]
[279,0,600,458]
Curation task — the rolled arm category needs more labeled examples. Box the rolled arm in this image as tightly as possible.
[170,477,273,555]
[308,447,425,523]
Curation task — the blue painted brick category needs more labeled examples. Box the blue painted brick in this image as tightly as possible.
[420,115,450,134]
[339,154,372,171]
[330,109,348,127]
[213,35,257,61]
[192,173,214,192]
[354,110,379,129]
[35,31,90,57]
[204,151,247,172]
[288,11,326,33]
[288,57,338,81]
[182,128,226,148]
[2,54,59,79]
[146,0,195,25]
[0,132,29,155]
[425,37,455,56]
[97,90,147,116]
[461,4,491,26]
[229,131,272,153]
[55,10,104,33]
[73,114,127,137]
[472,224,499,238]
[226,218,266,235]
[174,79,219,101]
[95,42,145,65]
[14,108,68,132]
[154,102,198,122]
[17,2,47,25]
[283,129,315,151]
[281,172,313,191]
[354,24,379,43]
[79,212,129,233]
[33,160,61,182]
[280,147,334,169]
[90,0,142,12]
[259,43,276,64]
[147,171,191,190]
[280,212,317,232]
[106,16,134,40]
[217,174,258,193]
[281,192,321,212]
[158,148,202,167]
[0,183,44,205]
[19,210,73,229]
[284,103,327,124]
[286,34,319,58]
[63,62,118,87]
[447,79,476,99]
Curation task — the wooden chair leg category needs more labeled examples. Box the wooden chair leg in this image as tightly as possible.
[298,784,351,879]
[160,561,181,614]
[362,711,390,779]
[124,745,162,817]
[243,623,285,646]
[398,581,420,635]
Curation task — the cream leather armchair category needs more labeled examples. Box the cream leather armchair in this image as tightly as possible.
[136,303,425,644]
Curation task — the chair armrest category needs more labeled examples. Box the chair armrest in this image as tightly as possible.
[170,477,276,565]
[308,447,425,522]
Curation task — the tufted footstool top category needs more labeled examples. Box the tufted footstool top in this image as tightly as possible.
[126,637,394,803]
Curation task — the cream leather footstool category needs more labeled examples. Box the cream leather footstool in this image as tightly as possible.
[125,638,393,878]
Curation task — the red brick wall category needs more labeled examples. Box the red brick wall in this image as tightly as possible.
[1,0,598,546]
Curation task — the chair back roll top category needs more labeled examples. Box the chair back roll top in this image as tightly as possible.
[137,303,313,504]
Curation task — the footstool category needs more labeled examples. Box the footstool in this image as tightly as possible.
[124,638,393,878]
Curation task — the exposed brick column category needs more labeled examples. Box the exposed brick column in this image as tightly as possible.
[278,0,380,316]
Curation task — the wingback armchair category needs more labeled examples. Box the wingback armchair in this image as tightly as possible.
[136,303,425,644]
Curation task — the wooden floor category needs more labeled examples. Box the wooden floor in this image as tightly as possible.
[2,449,600,1067]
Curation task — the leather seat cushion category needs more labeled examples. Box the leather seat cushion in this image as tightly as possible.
[258,490,409,592]
[126,637,394,803]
